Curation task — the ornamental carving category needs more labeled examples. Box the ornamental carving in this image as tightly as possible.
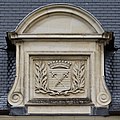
[34,60,86,96]
[7,4,112,115]
[10,92,23,105]
[34,61,48,94]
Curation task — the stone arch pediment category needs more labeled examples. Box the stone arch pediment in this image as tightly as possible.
[15,4,104,34]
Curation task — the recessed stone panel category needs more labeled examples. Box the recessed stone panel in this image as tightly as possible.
[27,55,90,106]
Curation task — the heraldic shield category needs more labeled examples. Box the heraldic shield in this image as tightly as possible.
[48,61,71,93]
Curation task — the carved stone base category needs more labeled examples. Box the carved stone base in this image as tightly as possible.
[27,106,91,115]
[9,106,109,116]
[9,107,27,116]
[91,107,109,116]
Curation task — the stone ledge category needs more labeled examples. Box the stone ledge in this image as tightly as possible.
[0,116,120,120]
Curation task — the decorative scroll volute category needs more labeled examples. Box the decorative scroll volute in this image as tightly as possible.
[9,92,23,106]
[97,76,111,106]
[8,76,24,106]
[8,44,24,106]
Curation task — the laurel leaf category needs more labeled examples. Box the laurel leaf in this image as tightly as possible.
[34,61,48,93]
[72,61,85,93]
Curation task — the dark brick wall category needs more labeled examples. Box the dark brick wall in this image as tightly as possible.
[0,0,120,112]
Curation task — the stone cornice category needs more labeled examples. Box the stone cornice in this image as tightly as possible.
[7,32,113,45]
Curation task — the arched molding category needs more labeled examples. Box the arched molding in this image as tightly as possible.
[14,4,104,34]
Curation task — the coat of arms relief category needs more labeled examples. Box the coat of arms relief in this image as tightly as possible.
[34,58,86,96]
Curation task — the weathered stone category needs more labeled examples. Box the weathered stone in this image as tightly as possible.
[7,4,111,115]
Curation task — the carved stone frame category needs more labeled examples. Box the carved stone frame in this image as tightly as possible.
[29,53,90,102]
[7,4,112,115]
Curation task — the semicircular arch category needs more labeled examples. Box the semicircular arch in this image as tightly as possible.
[15,4,104,34]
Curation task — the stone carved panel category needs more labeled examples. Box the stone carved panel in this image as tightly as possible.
[7,4,112,115]
[33,57,87,97]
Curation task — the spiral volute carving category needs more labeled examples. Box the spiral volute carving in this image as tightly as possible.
[10,92,23,105]
[97,92,111,106]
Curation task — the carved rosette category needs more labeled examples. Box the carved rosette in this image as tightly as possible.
[34,60,86,96]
